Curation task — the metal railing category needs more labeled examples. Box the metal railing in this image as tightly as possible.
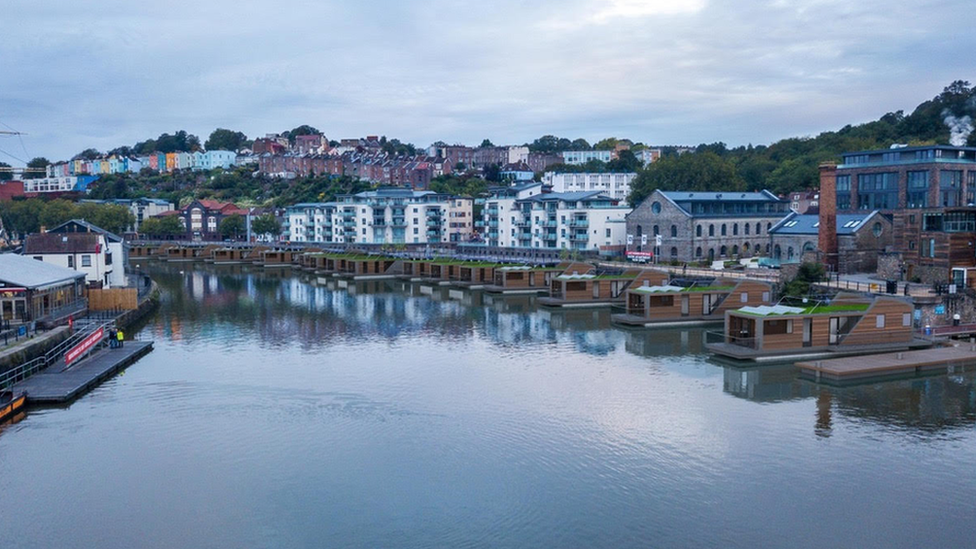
[0,319,114,389]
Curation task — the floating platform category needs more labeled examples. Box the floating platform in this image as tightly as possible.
[797,345,976,385]
[12,341,154,404]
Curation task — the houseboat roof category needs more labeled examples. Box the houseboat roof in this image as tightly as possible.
[736,302,871,316]
[631,284,735,294]
[556,271,637,281]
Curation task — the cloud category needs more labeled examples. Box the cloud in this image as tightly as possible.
[0,0,973,163]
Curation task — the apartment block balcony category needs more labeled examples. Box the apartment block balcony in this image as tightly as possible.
[570,233,589,241]
[341,210,356,217]
[373,219,387,227]
[539,220,558,228]
[391,217,407,227]
[425,210,443,218]
[474,220,485,228]
[486,207,499,215]
[341,220,356,227]
[426,220,442,227]
[543,233,558,241]
[515,220,532,227]
[569,219,589,228]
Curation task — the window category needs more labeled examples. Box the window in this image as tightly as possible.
[903,313,911,327]
[696,225,702,237]
[732,223,738,236]
[81,255,91,267]
[740,292,748,303]
[755,223,761,235]
[606,228,611,237]
[670,247,677,257]
[67,255,74,268]
[721,224,727,236]
[708,225,715,237]
[876,314,886,329]
[857,172,898,210]
[872,222,883,237]
[744,223,750,235]
[940,170,963,207]
[671,225,677,238]
[696,247,702,257]
[653,225,659,236]
[836,174,852,210]
[906,171,929,208]
[651,201,662,214]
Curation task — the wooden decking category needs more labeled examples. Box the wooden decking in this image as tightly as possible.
[12,341,153,404]
[797,345,976,384]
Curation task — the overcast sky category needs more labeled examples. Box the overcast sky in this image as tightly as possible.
[1,0,973,164]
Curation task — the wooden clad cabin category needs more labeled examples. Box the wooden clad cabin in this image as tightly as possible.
[130,244,164,259]
[708,293,919,361]
[455,262,500,286]
[164,246,198,262]
[612,278,773,327]
[539,268,665,307]
[295,248,324,271]
[334,256,397,278]
[484,262,585,294]
[212,247,250,264]
[260,250,299,267]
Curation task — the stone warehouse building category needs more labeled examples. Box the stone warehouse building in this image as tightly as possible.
[625,190,791,263]
[768,210,891,273]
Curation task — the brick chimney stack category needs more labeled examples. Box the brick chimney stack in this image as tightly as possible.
[818,162,838,272]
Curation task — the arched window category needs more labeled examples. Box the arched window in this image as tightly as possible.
[756,223,761,234]
[721,224,727,236]
[670,247,678,257]
[708,248,715,261]
[803,242,815,253]
[653,225,659,236]
[720,245,728,257]
[744,223,750,235]
[696,247,702,258]
[788,246,795,261]
[636,225,643,237]
[670,225,677,238]
[732,245,739,256]
[765,244,770,254]
[733,223,738,236]
[774,244,782,259]
[696,225,702,237]
[767,222,772,232]
[743,243,750,252]
[709,224,715,237]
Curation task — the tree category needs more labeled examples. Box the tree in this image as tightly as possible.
[73,148,102,161]
[74,203,134,234]
[593,137,619,150]
[528,135,572,153]
[483,163,501,182]
[139,215,184,237]
[25,157,50,179]
[39,199,76,230]
[107,146,133,157]
[205,128,248,151]
[219,214,246,239]
[628,151,743,206]
[284,125,322,145]
[0,199,44,236]
[251,214,281,238]
[0,162,11,181]
[606,149,641,172]
[480,139,495,148]
[570,138,591,150]
[783,262,826,297]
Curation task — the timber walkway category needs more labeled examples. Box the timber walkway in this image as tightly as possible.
[11,342,153,404]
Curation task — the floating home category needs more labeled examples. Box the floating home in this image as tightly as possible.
[484,262,590,294]
[257,249,301,268]
[538,268,667,308]
[211,245,268,265]
[164,244,218,262]
[334,255,398,279]
[707,293,926,361]
[612,278,774,327]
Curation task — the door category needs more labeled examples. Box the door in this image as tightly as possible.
[803,318,812,347]
[829,317,839,345]
[529,272,536,287]
[681,295,689,317]
[702,294,712,315]
[593,283,600,299]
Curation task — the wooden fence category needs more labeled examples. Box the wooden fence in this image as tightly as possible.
[86,287,138,311]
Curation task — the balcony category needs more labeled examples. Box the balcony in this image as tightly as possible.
[543,233,557,241]
[426,210,442,218]
[570,219,588,228]
[426,220,442,227]
[474,220,485,228]
[515,220,532,227]
[342,220,356,227]
[486,207,499,215]
[539,220,558,228]
[570,233,588,241]
[373,219,387,227]
[391,217,407,227]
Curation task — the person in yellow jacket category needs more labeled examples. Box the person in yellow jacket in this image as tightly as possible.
[116,328,124,349]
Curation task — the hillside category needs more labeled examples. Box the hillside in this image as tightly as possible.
[627,80,976,205]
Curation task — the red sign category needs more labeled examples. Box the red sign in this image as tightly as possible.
[65,327,103,366]
[626,251,654,260]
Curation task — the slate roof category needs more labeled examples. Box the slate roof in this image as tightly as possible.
[0,253,86,289]
[48,219,123,243]
[24,233,100,254]
[661,190,780,202]
[523,191,614,203]
[769,211,881,235]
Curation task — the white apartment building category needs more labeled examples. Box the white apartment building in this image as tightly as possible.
[23,220,128,288]
[561,150,613,165]
[483,187,630,251]
[637,148,662,166]
[542,172,638,202]
[286,189,473,245]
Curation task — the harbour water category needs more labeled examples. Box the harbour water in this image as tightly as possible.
[2,263,975,548]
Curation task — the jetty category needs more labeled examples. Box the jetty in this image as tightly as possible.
[11,341,153,404]
[797,345,976,385]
